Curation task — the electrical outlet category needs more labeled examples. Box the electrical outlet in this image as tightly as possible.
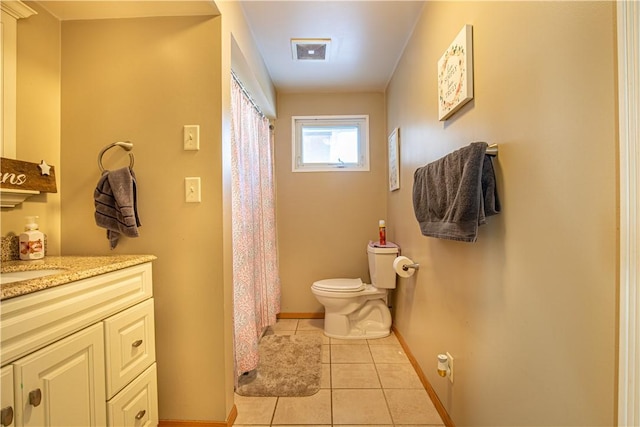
[446,352,454,383]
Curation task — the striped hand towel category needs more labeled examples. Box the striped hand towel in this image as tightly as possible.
[94,167,141,249]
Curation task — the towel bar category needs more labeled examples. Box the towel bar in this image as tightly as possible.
[98,141,134,172]
[486,144,498,156]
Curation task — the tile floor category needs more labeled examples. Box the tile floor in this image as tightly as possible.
[234,318,445,427]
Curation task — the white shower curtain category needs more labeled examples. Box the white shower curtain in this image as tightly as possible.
[230,75,281,378]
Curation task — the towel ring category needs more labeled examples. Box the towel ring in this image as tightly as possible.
[98,141,134,172]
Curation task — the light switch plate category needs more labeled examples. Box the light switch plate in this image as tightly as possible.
[185,177,201,203]
[183,125,200,150]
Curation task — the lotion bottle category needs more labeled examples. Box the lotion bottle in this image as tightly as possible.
[19,216,45,260]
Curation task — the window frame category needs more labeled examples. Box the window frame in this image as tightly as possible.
[291,115,370,172]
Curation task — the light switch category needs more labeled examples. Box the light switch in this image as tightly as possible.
[185,177,201,203]
[183,125,200,150]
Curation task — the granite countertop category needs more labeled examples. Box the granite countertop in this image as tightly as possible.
[1,255,157,300]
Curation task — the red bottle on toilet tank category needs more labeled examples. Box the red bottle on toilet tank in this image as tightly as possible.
[379,220,386,246]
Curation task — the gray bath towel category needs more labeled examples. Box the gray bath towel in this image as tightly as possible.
[413,142,500,242]
[94,167,141,249]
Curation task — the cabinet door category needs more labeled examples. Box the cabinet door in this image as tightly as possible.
[13,323,106,427]
[1,366,14,427]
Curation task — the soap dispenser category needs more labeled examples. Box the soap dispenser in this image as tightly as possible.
[19,216,45,260]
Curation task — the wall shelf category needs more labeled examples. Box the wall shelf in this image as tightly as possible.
[0,188,40,208]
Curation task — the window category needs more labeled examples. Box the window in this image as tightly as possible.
[292,115,369,172]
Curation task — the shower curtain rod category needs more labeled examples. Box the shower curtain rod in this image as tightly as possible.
[231,70,266,119]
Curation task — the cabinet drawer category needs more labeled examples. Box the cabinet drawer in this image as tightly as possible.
[104,299,156,399]
[107,363,158,427]
[1,263,153,365]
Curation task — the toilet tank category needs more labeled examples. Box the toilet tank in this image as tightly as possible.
[367,242,399,289]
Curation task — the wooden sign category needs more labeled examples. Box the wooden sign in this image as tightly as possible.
[0,157,58,193]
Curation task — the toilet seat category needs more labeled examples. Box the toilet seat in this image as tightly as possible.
[311,279,386,300]
[312,278,365,292]
[311,284,385,299]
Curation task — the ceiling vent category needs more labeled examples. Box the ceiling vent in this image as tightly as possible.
[291,38,331,61]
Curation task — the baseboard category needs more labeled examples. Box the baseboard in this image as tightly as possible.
[158,420,225,427]
[277,312,325,319]
[159,404,237,427]
[391,325,456,427]
[227,405,237,426]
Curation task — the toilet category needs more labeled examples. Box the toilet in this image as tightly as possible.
[311,242,399,339]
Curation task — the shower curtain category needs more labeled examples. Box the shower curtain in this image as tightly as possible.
[230,75,281,378]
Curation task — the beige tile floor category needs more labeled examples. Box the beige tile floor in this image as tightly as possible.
[234,318,445,427]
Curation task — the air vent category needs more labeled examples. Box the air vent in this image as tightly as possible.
[291,38,331,61]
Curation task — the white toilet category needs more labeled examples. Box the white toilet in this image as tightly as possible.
[311,242,399,339]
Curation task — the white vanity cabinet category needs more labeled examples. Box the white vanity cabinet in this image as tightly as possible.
[0,262,158,427]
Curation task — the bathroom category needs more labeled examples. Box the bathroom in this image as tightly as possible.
[0,0,631,426]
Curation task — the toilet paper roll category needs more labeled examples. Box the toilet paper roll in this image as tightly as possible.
[393,256,415,278]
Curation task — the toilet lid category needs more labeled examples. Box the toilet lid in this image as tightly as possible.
[312,278,365,292]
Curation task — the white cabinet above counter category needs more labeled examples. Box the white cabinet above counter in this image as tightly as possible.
[0,256,158,427]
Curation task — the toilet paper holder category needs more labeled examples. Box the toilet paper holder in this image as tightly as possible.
[402,263,420,271]
[393,256,419,278]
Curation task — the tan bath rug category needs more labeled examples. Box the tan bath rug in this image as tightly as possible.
[236,333,322,397]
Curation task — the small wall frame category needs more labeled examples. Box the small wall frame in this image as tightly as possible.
[438,24,474,121]
[388,128,400,191]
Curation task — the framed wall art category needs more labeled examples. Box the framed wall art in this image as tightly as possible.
[438,24,474,121]
[388,128,400,191]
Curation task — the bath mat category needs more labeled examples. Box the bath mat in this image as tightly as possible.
[236,333,322,397]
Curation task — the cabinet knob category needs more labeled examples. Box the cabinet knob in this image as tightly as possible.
[132,339,143,348]
[28,388,42,407]
[135,409,146,420]
[1,406,13,426]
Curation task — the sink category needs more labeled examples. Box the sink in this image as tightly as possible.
[0,269,66,285]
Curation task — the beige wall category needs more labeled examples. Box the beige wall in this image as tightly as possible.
[385,1,617,425]
[6,2,275,422]
[216,0,278,415]
[1,2,61,254]
[3,1,619,425]
[217,0,276,118]
[275,92,387,314]
[59,15,229,422]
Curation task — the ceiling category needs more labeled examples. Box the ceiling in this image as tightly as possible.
[240,1,425,93]
[38,0,424,94]
[37,1,219,21]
